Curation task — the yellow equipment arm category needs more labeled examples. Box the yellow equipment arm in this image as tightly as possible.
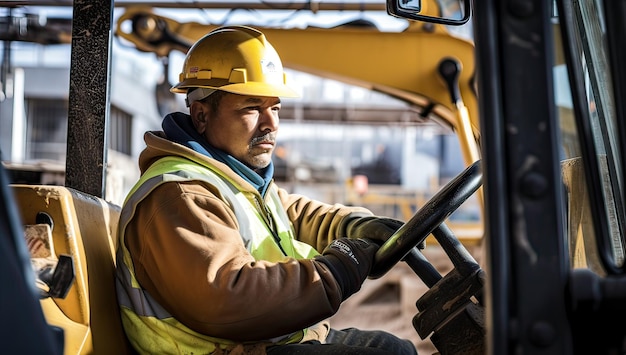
[115,6,480,166]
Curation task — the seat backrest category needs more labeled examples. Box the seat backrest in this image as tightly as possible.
[12,184,134,355]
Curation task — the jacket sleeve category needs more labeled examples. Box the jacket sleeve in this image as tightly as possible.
[276,187,374,252]
[124,181,353,342]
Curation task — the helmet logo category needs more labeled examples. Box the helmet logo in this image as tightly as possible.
[261,60,278,74]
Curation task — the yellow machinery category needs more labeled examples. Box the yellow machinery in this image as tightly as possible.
[3,1,483,353]
[115,5,480,167]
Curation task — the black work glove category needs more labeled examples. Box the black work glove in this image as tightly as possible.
[316,238,379,301]
[345,216,405,245]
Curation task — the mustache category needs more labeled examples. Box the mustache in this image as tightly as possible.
[250,132,276,145]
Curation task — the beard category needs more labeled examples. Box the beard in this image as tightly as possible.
[246,131,277,169]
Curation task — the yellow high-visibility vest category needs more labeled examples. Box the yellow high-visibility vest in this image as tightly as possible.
[116,156,319,354]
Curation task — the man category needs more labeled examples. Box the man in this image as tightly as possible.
[115,25,417,355]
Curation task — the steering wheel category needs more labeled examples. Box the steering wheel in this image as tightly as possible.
[369,159,485,354]
[369,159,482,279]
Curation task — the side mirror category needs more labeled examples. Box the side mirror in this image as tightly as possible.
[387,0,471,26]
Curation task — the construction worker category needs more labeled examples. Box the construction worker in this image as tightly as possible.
[115,25,418,355]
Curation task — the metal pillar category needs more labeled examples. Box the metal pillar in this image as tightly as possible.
[65,0,114,198]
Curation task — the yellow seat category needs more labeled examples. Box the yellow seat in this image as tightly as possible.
[12,184,134,355]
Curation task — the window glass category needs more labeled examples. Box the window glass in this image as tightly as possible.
[557,0,625,271]
[109,106,133,155]
[26,98,68,161]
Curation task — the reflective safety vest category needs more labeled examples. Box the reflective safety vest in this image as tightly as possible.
[116,156,320,354]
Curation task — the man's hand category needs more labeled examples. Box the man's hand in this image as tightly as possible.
[315,238,379,300]
[345,216,405,245]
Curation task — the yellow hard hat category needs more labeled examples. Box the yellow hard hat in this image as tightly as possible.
[171,25,299,103]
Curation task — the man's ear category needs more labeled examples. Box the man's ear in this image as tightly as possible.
[190,101,207,134]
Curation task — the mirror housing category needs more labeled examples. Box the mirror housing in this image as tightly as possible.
[387,0,471,26]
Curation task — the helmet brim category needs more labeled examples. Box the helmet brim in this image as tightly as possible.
[171,79,299,98]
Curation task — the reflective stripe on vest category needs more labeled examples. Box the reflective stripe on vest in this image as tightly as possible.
[116,156,319,353]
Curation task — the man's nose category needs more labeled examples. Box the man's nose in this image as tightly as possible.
[260,108,279,131]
